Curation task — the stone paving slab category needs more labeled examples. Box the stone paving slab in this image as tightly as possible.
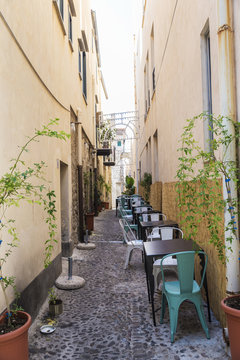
[28,210,230,360]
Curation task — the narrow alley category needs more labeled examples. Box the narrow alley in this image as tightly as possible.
[29,210,228,360]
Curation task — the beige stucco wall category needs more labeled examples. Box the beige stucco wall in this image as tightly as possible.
[0,0,103,312]
[233,2,240,124]
[136,0,220,183]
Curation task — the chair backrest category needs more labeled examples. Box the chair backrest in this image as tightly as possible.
[120,197,127,207]
[160,251,208,293]
[149,213,167,221]
[141,206,152,213]
[132,199,142,207]
[120,207,128,217]
[160,227,183,240]
[119,218,137,245]
[142,213,149,222]
[148,226,183,241]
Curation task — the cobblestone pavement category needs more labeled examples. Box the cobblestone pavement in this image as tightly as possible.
[29,210,230,360]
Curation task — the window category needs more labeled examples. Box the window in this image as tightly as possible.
[146,53,150,109]
[144,54,150,120]
[117,141,122,147]
[201,21,213,152]
[68,6,73,44]
[151,25,155,93]
[78,46,82,78]
[53,0,66,35]
[57,0,64,20]
[82,51,87,100]
[144,65,147,118]
[153,131,159,181]
[148,137,152,174]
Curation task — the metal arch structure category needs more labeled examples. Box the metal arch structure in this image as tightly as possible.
[100,111,140,193]
[100,111,139,140]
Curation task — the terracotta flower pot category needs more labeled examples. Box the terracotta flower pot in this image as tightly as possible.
[85,213,94,231]
[104,202,109,209]
[0,311,31,360]
[221,295,240,360]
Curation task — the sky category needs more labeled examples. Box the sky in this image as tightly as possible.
[91,0,142,115]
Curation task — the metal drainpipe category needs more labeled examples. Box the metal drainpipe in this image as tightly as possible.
[136,131,139,194]
[217,0,240,293]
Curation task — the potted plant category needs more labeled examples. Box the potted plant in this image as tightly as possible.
[98,120,116,148]
[123,175,135,195]
[97,174,105,210]
[96,188,102,213]
[0,119,69,359]
[48,287,63,317]
[140,172,152,203]
[176,113,240,359]
[85,212,94,231]
[103,182,111,209]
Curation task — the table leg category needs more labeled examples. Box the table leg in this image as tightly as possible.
[144,252,156,326]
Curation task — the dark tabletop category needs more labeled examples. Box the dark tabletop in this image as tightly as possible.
[140,219,178,228]
[144,238,199,257]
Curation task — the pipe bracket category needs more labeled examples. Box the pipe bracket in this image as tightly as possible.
[218,24,233,34]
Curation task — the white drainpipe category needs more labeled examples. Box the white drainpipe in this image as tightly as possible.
[217,0,240,293]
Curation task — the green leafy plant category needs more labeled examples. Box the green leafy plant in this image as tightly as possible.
[123,175,135,195]
[140,172,152,202]
[98,120,115,146]
[48,287,58,305]
[83,171,90,187]
[97,174,104,191]
[0,119,69,327]
[176,113,240,262]
[104,182,111,200]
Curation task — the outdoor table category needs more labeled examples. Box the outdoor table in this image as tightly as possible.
[135,210,161,234]
[139,219,178,241]
[132,204,152,224]
[144,238,211,326]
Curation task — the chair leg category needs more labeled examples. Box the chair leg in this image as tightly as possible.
[160,292,166,324]
[153,266,161,291]
[194,300,210,339]
[124,247,132,269]
[168,303,179,343]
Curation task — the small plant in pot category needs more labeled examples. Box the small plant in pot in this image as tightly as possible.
[123,175,135,195]
[103,182,111,209]
[48,287,63,317]
[0,119,69,359]
[140,172,152,203]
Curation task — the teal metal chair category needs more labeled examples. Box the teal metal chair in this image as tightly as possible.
[119,219,143,269]
[160,251,210,343]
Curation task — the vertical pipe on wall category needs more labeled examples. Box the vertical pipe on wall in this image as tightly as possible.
[217,0,240,293]
[136,131,139,194]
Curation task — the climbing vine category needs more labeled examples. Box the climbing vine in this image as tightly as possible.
[0,119,69,327]
[176,113,240,262]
